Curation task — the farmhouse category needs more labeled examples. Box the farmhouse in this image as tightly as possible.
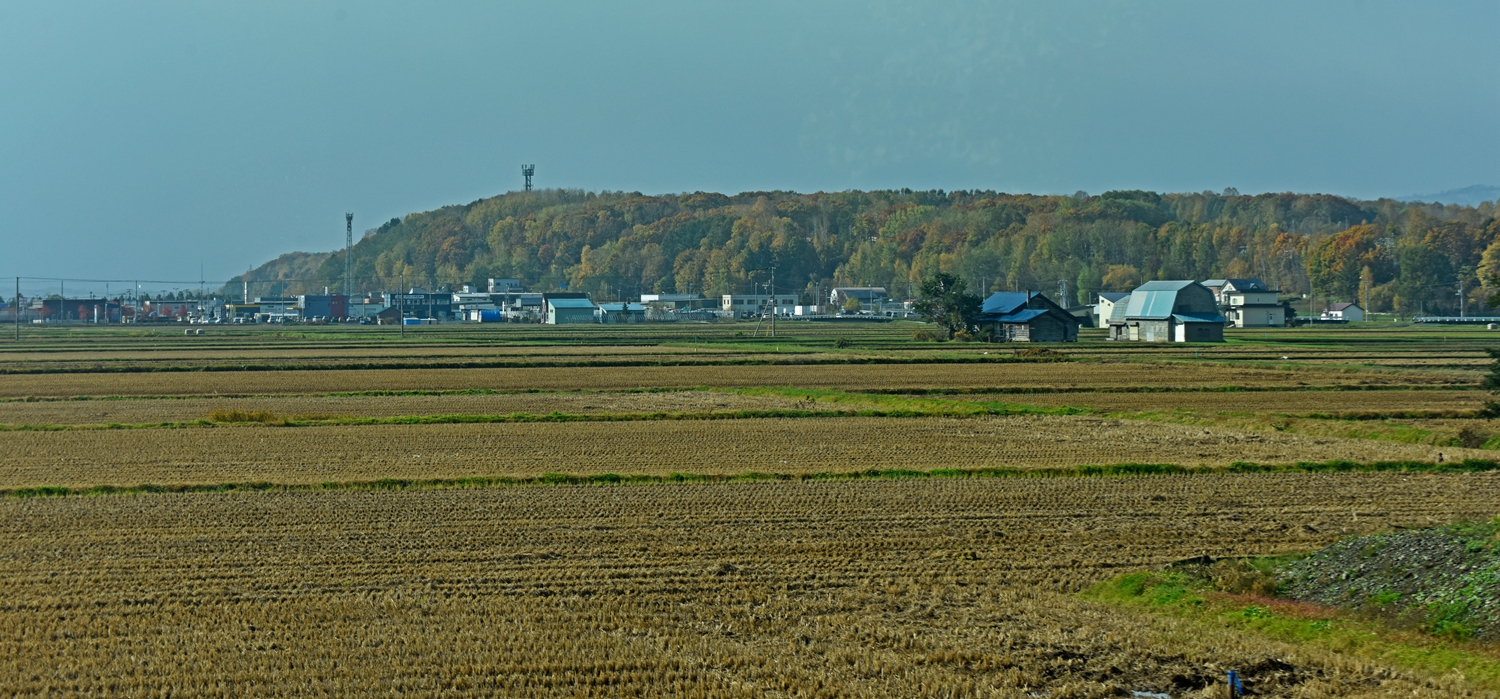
[978,292,1080,342]
[1202,278,1284,328]
[1108,280,1226,342]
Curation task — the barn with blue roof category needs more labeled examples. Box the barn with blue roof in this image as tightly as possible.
[1106,280,1225,342]
[978,291,1080,342]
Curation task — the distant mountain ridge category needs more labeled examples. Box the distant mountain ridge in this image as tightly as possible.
[1399,185,1499,207]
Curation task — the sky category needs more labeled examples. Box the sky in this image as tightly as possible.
[1,0,1496,289]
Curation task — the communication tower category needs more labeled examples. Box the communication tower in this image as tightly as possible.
[345,213,354,295]
[522,164,534,192]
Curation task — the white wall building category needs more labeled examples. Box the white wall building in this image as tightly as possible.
[721,294,799,318]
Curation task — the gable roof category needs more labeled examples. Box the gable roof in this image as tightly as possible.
[997,308,1050,323]
[981,292,1032,315]
[1097,292,1130,303]
[1221,278,1270,292]
[1328,302,1360,311]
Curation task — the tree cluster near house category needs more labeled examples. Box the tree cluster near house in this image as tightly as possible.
[224,189,1496,313]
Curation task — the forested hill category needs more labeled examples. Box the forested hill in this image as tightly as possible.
[228,189,1498,313]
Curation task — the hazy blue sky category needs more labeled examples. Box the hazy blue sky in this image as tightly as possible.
[2,1,1496,286]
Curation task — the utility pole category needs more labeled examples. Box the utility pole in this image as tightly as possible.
[14,277,19,341]
[1459,277,1466,318]
[770,268,776,338]
[345,212,354,296]
[399,272,405,339]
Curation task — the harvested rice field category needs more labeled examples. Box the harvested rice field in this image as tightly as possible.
[4,323,1499,697]
[1,474,1495,697]
[954,388,1486,415]
[0,390,808,426]
[0,360,1471,399]
[1,415,1482,489]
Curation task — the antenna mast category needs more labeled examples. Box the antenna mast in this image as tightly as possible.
[345,212,354,296]
[522,164,535,192]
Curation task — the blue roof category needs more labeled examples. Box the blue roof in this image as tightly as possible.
[1172,312,1227,323]
[597,303,645,312]
[982,292,1032,315]
[548,298,596,309]
[997,308,1049,323]
[1098,292,1130,302]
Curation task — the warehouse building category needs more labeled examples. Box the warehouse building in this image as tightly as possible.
[543,294,597,324]
[1107,280,1225,342]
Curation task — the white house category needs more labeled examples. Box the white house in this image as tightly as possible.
[1202,278,1284,328]
[1095,292,1130,328]
[1325,302,1365,322]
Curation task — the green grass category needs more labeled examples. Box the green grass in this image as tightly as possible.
[5,458,1499,499]
[1081,569,1500,691]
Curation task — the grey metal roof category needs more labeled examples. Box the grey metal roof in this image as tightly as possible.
[547,298,597,309]
[1097,292,1130,302]
[1123,281,1196,319]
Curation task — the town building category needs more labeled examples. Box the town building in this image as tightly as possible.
[499,292,544,322]
[721,294,799,318]
[1202,278,1284,327]
[640,293,710,309]
[387,292,452,321]
[829,287,888,312]
[451,292,496,320]
[488,278,525,293]
[978,292,1080,342]
[1107,281,1226,342]
[596,302,647,324]
[1325,302,1365,322]
[298,294,348,320]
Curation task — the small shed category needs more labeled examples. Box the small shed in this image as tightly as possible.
[1326,302,1364,322]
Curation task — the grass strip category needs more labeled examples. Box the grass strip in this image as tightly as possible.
[4,458,1496,499]
[1080,567,1500,692]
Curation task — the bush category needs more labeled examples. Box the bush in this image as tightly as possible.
[834,337,853,348]
[207,409,285,425]
[911,328,944,342]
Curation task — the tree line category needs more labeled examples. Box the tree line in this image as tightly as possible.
[225,188,1498,314]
